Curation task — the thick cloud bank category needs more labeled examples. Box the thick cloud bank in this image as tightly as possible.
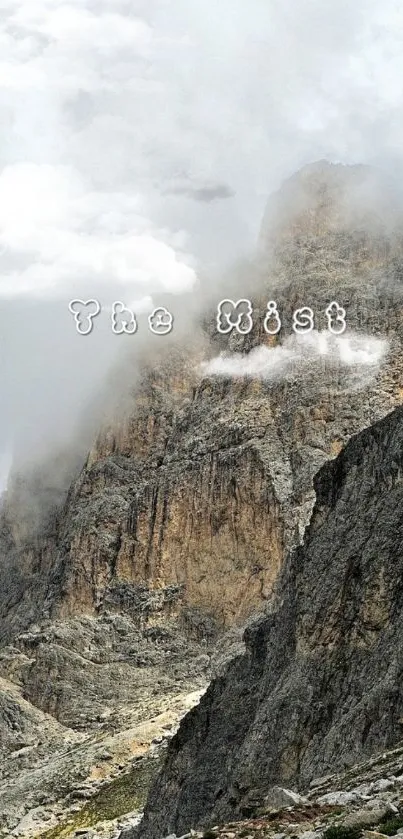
[1,0,403,484]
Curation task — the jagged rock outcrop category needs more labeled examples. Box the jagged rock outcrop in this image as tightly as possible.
[135,403,403,838]
[2,162,403,646]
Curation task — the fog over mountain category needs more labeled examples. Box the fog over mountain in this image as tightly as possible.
[2,0,403,482]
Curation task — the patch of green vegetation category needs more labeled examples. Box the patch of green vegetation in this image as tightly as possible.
[323,825,363,839]
[377,815,403,835]
[202,830,217,839]
[35,756,161,839]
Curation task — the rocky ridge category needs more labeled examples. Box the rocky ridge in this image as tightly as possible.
[134,402,403,837]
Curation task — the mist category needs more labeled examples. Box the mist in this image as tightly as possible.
[200,331,390,384]
[2,0,403,490]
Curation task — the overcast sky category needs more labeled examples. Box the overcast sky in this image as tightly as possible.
[1,0,403,486]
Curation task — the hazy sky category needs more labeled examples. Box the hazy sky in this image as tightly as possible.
[1,0,403,484]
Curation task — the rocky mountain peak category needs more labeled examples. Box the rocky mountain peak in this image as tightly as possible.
[259,160,402,246]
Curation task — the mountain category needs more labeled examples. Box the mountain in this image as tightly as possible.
[135,402,403,838]
[2,162,403,642]
[1,160,403,837]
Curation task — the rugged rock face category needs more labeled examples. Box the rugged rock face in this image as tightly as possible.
[136,403,403,838]
[2,162,403,644]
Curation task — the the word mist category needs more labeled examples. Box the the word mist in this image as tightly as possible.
[216,300,347,336]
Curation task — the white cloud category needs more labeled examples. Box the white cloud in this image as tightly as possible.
[1,0,403,305]
[201,332,389,383]
[0,2,199,301]
[0,163,196,298]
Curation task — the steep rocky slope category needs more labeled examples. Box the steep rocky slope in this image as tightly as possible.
[136,403,403,838]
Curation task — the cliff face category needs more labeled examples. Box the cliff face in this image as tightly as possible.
[136,403,403,838]
[2,162,403,642]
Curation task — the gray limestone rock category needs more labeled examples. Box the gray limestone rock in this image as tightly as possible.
[263,787,309,809]
[135,405,403,838]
